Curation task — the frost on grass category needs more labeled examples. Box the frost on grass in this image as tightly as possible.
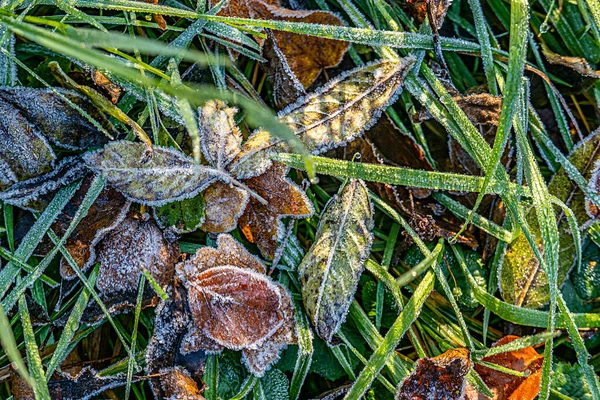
[0,87,114,150]
[175,234,297,375]
[96,211,180,295]
[83,141,223,206]
[199,100,243,170]
[395,348,471,400]
[230,57,415,179]
[199,181,249,233]
[298,179,373,345]
[238,162,314,259]
[0,156,88,212]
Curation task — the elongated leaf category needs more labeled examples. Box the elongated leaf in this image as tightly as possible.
[230,57,415,178]
[298,179,373,345]
[83,141,227,206]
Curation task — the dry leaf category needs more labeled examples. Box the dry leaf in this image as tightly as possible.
[175,234,297,375]
[395,348,472,400]
[402,0,452,28]
[298,179,373,345]
[199,100,243,170]
[473,335,543,400]
[199,181,249,233]
[159,367,205,400]
[231,57,415,179]
[91,70,122,104]
[542,44,600,79]
[238,161,314,259]
[453,94,503,126]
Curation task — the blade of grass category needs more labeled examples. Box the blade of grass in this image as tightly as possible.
[125,274,145,400]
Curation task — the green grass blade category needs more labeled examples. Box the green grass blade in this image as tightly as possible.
[0,301,31,386]
[125,274,145,400]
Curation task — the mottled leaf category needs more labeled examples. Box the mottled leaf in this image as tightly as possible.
[473,335,543,400]
[199,181,249,233]
[238,162,313,259]
[298,179,373,345]
[83,141,225,206]
[230,57,415,179]
[199,100,242,170]
[154,194,206,234]
[395,348,471,400]
[0,87,114,150]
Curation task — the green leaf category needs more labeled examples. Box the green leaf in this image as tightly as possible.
[298,179,374,345]
[261,369,290,400]
[153,194,206,234]
[551,362,594,400]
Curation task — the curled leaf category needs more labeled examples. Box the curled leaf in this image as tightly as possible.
[83,141,225,206]
[238,161,313,259]
[298,179,373,345]
[395,348,472,400]
[231,57,415,179]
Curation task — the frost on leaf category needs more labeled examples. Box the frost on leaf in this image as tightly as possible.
[298,179,373,345]
[0,87,114,150]
[160,367,205,400]
[175,234,296,375]
[83,141,223,206]
[199,100,243,170]
[238,162,314,259]
[262,29,306,109]
[154,194,206,234]
[395,348,471,400]
[34,176,130,279]
[231,57,415,179]
[200,181,249,233]
[472,335,543,400]
[96,211,180,296]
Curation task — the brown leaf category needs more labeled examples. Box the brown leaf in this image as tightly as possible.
[91,70,122,104]
[542,44,600,79]
[453,94,503,126]
[473,335,544,400]
[402,0,452,29]
[395,348,472,400]
[199,181,250,233]
[96,211,180,296]
[199,100,243,170]
[160,367,205,400]
[139,0,168,30]
[175,234,296,375]
[238,161,314,259]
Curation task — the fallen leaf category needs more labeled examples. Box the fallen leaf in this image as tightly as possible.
[453,94,503,126]
[199,181,249,233]
[395,348,472,400]
[298,179,373,345]
[91,70,122,104]
[83,141,224,206]
[238,161,313,259]
[542,44,600,79]
[402,0,452,28]
[230,57,416,179]
[474,335,543,400]
[199,100,243,170]
[159,367,205,400]
[176,234,297,375]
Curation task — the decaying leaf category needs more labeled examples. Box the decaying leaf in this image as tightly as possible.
[298,179,373,345]
[395,348,472,400]
[230,57,416,179]
[96,211,179,295]
[154,194,206,234]
[199,181,249,233]
[262,29,306,109]
[199,100,243,170]
[402,0,452,28]
[175,234,297,375]
[83,141,225,206]
[238,161,313,259]
[159,367,205,400]
[91,69,122,104]
[542,44,600,79]
[453,94,503,126]
[473,335,543,400]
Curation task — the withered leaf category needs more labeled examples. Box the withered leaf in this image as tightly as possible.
[395,348,472,400]
[0,87,114,151]
[176,234,296,375]
[83,141,224,206]
[154,194,206,234]
[96,211,179,296]
[91,69,122,104]
[159,367,205,400]
[238,161,314,259]
[402,0,452,29]
[473,335,543,400]
[298,179,373,345]
[542,44,600,79]
[199,181,249,233]
[231,57,415,179]
[453,94,503,126]
[199,100,243,170]
[262,29,306,109]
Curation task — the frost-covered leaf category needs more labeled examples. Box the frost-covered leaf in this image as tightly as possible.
[159,367,205,400]
[572,240,600,300]
[0,156,87,212]
[261,368,290,400]
[395,348,471,400]
[0,87,114,150]
[154,194,206,234]
[199,100,242,170]
[176,234,296,375]
[230,57,415,179]
[83,141,224,206]
[96,211,179,296]
[474,335,544,400]
[453,93,502,126]
[200,181,249,233]
[542,44,600,79]
[298,179,373,345]
[551,362,594,400]
[262,29,306,109]
[238,162,313,259]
